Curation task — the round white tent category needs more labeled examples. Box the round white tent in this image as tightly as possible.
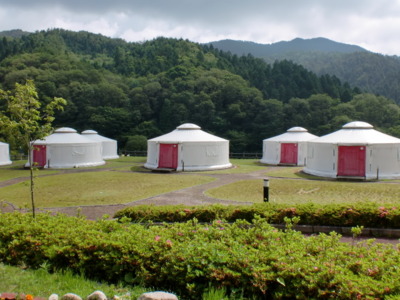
[81,130,119,160]
[260,127,318,166]
[0,141,12,166]
[145,123,232,171]
[27,127,105,168]
[303,121,400,179]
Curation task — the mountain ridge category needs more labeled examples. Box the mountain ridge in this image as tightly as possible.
[208,37,400,103]
[207,37,368,57]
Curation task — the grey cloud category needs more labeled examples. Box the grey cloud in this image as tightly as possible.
[0,0,399,54]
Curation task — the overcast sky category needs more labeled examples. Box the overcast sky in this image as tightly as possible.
[0,0,399,55]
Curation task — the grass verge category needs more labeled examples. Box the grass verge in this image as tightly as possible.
[205,178,400,204]
[200,159,267,174]
[0,172,215,208]
[0,263,147,299]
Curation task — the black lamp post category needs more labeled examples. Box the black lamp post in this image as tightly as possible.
[263,178,269,202]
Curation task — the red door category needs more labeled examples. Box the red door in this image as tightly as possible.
[33,145,47,167]
[337,146,366,177]
[280,143,298,165]
[158,144,178,169]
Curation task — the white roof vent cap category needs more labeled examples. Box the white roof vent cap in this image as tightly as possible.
[82,130,98,134]
[287,127,308,132]
[342,121,373,129]
[176,123,201,130]
[54,127,77,133]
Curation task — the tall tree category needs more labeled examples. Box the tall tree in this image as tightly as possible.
[0,80,66,218]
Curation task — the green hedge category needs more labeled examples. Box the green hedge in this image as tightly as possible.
[114,202,400,228]
[1,213,400,299]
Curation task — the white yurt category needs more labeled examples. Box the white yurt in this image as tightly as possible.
[260,127,318,166]
[81,130,119,160]
[27,127,105,168]
[0,141,12,166]
[145,123,232,171]
[303,121,400,179]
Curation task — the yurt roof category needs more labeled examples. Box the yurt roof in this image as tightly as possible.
[263,127,318,142]
[81,130,116,142]
[33,127,99,145]
[311,121,400,144]
[149,123,228,142]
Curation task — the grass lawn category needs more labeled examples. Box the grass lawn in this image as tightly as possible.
[264,165,319,179]
[0,171,215,208]
[205,178,400,204]
[201,158,268,174]
[0,157,147,181]
[0,263,147,299]
[0,161,60,181]
[4,157,400,208]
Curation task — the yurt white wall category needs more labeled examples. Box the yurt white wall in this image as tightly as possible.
[0,141,12,166]
[303,121,400,179]
[303,143,337,177]
[81,130,119,160]
[145,123,232,171]
[27,127,105,169]
[260,127,318,166]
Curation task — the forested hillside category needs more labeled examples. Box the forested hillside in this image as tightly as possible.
[1,29,400,153]
[208,38,367,57]
[209,39,400,104]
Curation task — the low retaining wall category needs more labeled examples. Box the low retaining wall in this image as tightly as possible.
[271,224,400,238]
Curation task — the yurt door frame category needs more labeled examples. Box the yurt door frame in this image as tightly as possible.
[280,143,298,165]
[337,145,366,177]
[158,143,178,169]
[33,145,47,167]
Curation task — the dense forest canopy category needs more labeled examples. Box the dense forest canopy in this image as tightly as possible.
[0,29,399,153]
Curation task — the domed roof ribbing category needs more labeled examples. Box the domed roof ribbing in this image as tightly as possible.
[81,129,116,142]
[149,123,227,142]
[33,127,98,145]
[310,121,400,144]
[263,127,317,142]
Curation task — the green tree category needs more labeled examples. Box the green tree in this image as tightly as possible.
[0,80,66,218]
[124,135,147,152]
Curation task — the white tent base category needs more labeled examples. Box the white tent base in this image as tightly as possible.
[144,163,233,172]
[103,155,120,160]
[303,168,400,180]
[26,161,106,169]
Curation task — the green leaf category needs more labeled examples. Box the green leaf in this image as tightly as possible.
[277,277,285,286]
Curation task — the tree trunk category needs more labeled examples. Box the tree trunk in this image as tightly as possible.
[28,146,36,218]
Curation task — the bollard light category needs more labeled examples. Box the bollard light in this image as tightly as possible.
[263,178,270,202]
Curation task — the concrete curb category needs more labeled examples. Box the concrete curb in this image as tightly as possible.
[271,224,400,238]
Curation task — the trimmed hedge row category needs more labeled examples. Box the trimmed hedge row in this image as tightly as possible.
[114,202,400,228]
[1,213,400,299]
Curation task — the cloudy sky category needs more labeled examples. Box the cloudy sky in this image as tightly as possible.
[0,0,399,55]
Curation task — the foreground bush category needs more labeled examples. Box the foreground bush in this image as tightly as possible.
[0,212,400,299]
[114,202,400,228]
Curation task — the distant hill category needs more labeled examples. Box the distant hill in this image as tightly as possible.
[208,38,400,103]
[0,29,31,38]
[208,37,367,58]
